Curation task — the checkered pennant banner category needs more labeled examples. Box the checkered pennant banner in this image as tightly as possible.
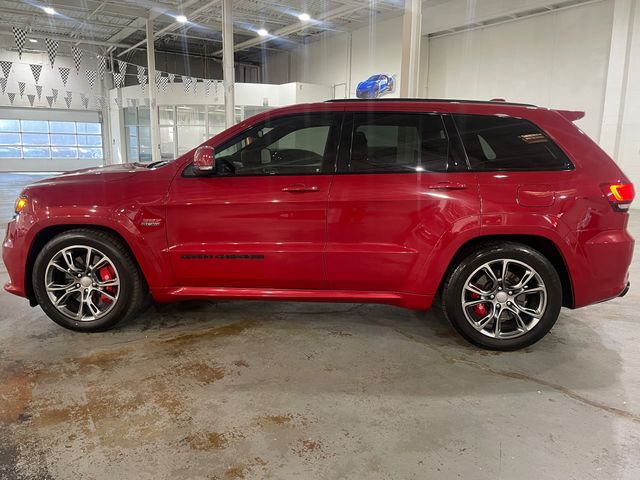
[136,65,146,83]
[72,46,82,73]
[18,82,25,98]
[45,38,59,68]
[113,72,124,88]
[27,94,35,107]
[64,96,72,109]
[0,61,12,79]
[46,95,54,107]
[7,92,15,105]
[59,67,71,86]
[51,88,58,102]
[117,60,127,75]
[81,94,89,109]
[0,78,6,96]
[35,85,43,100]
[168,72,175,84]
[183,76,191,93]
[204,79,212,96]
[97,55,106,79]
[158,75,168,92]
[13,27,27,59]
[30,64,43,84]
[85,69,97,90]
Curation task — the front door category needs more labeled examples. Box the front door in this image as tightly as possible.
[166,111,342,289]
[326,111,481,293]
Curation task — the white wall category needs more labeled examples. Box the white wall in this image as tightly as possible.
[267,16,404,99]
[425,0,615,139]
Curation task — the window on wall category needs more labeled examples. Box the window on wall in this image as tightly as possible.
[124,106,152,162]
[0,119,103,160]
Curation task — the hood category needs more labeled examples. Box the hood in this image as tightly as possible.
[31,163,150,186]
[358,79,378,90]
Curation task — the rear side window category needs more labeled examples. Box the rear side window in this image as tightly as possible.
[345,113,449,173]
[454,114,573,171]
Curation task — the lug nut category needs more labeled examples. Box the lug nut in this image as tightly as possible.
[490,295,495,299]
[509,291,513,295]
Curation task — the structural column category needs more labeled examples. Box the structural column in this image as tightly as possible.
[146,18,161,162]
[222,0,236,128]
[399,0,422,97]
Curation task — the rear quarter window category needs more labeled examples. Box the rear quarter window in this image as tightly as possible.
[453,114,573,171]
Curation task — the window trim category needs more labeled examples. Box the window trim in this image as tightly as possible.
[451,114,575,172]
[336,111,464,175]
[183,111,344,178]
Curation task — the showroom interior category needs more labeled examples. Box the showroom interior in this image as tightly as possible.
[0,0,639,478]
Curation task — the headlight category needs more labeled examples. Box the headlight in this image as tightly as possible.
[14,195,28,215]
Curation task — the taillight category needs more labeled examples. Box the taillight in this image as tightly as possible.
[601,183,635,211]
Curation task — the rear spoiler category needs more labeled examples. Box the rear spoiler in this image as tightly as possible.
[555,109,585,122]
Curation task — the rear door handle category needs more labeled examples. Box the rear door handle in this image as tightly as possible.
[282,184,320,193]
[428,182,468,190]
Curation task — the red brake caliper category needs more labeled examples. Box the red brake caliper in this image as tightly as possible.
[470,292,487,317]
[98,266,115,303]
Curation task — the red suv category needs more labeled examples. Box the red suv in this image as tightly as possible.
[2,99,634,350]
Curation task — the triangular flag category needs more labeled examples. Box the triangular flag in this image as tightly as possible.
[71,46,82,73]
[81,96,89,109]
[168,72,175,83]
[65,91,72,100]
[85,69,97,89]
[27,94,35,107]
[114,96,122,108]
[64,96,72,108]
[140,75,147,93]
[192,78,198,94]
[158,75,168,92]
[36,85,43,100]
[7,92,15,105]
[117,60,127,75]
[113,72,124,88]
[204,79,212,96]
[58,67,70,86]
[155,71,162,88]
[45,38,59,68]
[97,55,106,79]
[0,61,11,79]
[183,76,191,93]
[136,65,146,82]
[46,95,54,107]
[30,64,43,84]
[0,77,6,95]
[18,82,25,98]
[52,88,58,102]
[13,27,26,59]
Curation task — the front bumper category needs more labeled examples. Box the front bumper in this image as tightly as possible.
[2,219,28,298]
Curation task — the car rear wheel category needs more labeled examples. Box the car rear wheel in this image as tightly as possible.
[442,242,562,351]
[32,229,146,332]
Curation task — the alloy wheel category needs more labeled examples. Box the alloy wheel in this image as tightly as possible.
[460,259,547,339]
[44,245,121,321]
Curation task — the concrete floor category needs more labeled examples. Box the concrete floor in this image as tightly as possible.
[1,173,639,479]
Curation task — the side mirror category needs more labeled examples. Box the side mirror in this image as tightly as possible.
[193,145,215,175]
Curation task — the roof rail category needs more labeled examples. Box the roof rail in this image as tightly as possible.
[325,98,538,108]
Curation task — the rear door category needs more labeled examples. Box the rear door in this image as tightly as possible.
[325,110,481,293]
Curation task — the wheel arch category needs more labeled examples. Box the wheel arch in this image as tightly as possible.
[24,224,148,306]
[437,234,574,308]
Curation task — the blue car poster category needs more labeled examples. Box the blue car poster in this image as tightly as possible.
[356,74,397,98]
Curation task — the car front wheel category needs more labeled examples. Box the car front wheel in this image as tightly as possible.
[32,229,146,332]
[442,242,562,351]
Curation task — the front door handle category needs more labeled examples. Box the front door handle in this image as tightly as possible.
[282,184,320,193]
[428,182,468,191]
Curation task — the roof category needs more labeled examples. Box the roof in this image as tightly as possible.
[326,98,538,107]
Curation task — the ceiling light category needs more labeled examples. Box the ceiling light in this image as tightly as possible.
[29,38,38,43]
[257,28,268,36]
[298,13,310,21]
[176,15,187,23]
[42,6,56,15]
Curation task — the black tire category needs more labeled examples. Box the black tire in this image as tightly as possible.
[32,229,146,332]
[441,242,562,351]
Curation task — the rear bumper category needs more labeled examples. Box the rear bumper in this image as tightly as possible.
[618,282,630,298]
[572,229,634,308]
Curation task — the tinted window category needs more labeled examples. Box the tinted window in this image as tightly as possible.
[454,114,573,171]
[214,113,339,176]
[346,113,449,173]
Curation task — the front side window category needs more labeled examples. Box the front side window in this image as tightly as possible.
[454,114,573,171]
[213,113,339,176]
[345,113,449,173]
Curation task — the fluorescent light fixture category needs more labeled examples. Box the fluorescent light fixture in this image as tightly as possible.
[42,6,56,15]
[257,28,268,36]
[176,15,187,23]
[29,38,38,43]
[298,13,310,21]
